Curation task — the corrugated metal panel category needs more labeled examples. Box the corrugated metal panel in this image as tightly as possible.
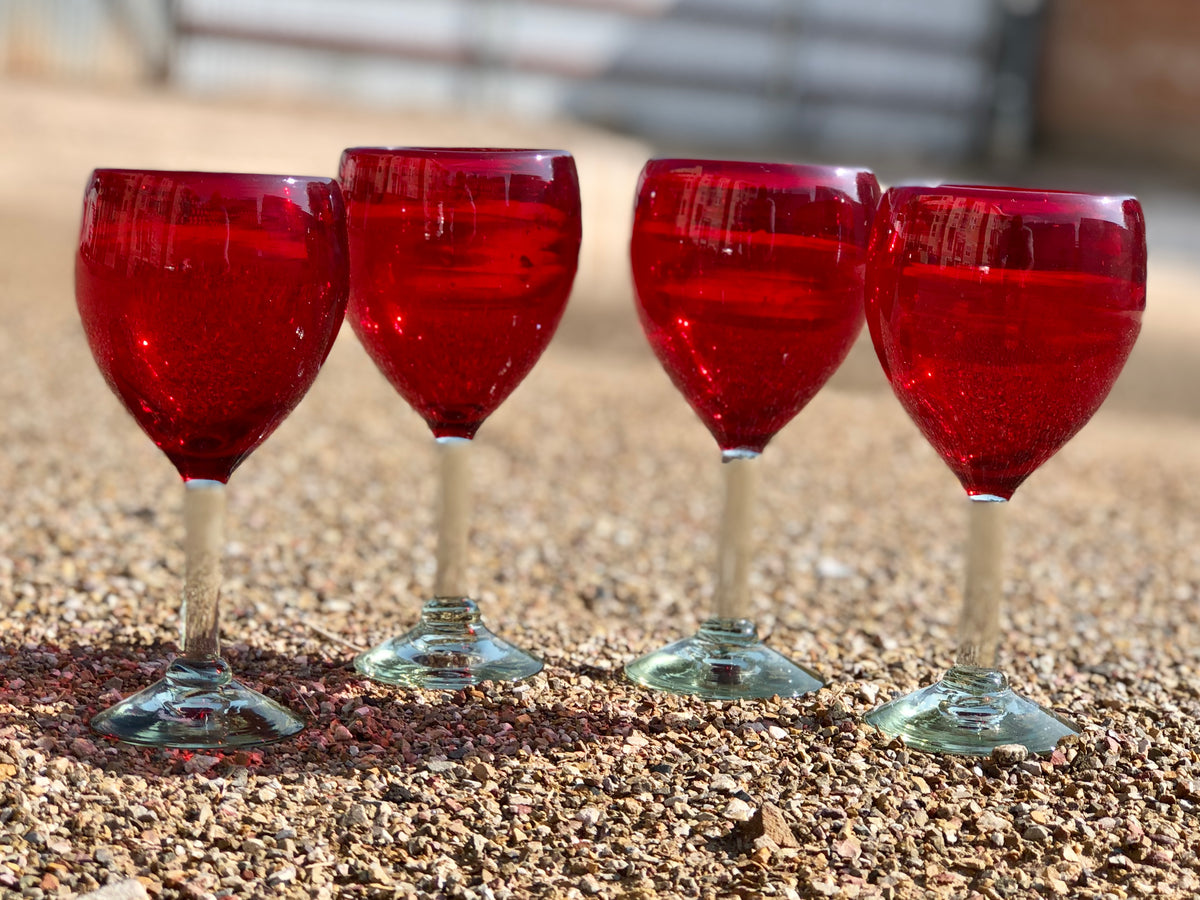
[164,0,1007,159]
[0,0,142,80]
[1,0,1029,161]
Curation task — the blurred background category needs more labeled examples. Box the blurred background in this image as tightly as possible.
[7,0,1200,168]
[3,0,1199,416]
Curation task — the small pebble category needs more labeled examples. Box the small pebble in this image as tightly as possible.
[816,557,853,578]
[976,810,1009,832]
[76,881,149,900]
[341,805,371,830]
[710,774,739,793]
[575,807,603,827]
[723,798,755,822]
[991,744,1029,765]
[183,755,221,774]
[1024,824,1052,844]
[267,866,296,886]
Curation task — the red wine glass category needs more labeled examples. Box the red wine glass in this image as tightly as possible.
[339,147,581,689]
[624,158,880,699]
[864,184,1146,755]
[76,169,349,747]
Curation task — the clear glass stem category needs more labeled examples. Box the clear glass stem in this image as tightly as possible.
[623,447,822,699]
[353,434,543,688]
[864,496,1077,755]
[89,477,304,747]
[434,437,471,599]
[182,479,225,661]
[955,497,1006,669]
[714,451,759,621]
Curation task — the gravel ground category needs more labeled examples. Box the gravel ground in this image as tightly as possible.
[3,80,1200,899]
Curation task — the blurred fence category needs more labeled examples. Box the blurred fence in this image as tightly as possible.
[1,0,1043,162]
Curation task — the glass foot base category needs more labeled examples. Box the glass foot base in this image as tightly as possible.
[865,665,1078,756]
[624,618,823,700]
[91,657,304,749]
[355,597,543,689]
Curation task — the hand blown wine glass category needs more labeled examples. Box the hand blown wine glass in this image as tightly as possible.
[76,169,349,747]
[624,159,880,699]
[863,184,1146,755]
[339,147,581,689]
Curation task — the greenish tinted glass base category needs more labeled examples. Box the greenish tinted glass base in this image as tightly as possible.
[355,597,543,689]
[865,665,1078,756]
[91,658,304,749]
[624,618,823,700]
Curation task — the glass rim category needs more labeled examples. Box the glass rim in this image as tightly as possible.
[884,182,1139,205]
[87,167,338,184]
[340,146,573,158]
[642,156,875,176]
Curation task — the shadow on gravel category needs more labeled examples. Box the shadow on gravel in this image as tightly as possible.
[553,661,626,683]
[0,637,629,780]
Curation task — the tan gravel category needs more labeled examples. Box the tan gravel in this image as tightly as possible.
[3,79,1200,899]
